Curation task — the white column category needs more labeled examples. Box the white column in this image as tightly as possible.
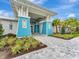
[18,6,21,16]
[24,8,26,17]
[21,6,23,16]
[20,6,22,16]
[26,7,29,17]
[23,6,25,17]
[16,5,29,17]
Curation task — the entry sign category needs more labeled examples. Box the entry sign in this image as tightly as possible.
[22,20,27,28]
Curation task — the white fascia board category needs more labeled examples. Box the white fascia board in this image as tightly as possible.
[0,16,16,20]
[39,20,52,23]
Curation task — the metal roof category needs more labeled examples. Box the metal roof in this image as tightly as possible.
[0,16,17,22]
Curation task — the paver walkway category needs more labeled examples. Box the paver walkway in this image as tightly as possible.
[12,35,79,59]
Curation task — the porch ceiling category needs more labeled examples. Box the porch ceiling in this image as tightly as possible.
[29,12,44,19]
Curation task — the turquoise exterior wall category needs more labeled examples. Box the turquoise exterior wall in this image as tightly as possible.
[42,22,53,35]
[34,24,39,33]
[16,17,31,37]
[47,22,53,35]
[16,17,52,37]
[42,22,46,34]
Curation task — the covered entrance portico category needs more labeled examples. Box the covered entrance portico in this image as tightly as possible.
[30,13,46,34]
[10,0,56,37]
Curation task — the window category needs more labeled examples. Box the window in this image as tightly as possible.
[22,20,27,28]
[9,24,13,30]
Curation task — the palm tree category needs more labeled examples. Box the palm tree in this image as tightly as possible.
[66,17,77,34]
[52,19,60,34]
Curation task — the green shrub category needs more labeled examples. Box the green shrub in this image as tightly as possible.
[10,39,24,55]
[74,31,79,34]
[61,27,65,34]
[0,24,4,36]
[23,38,32,51]
[26,37,40,48]
[23,37,40,50]
[23,42,31,51]
[15,39,24,46]
[31,40,40,48]
[25,37,33,43]
[11,45,22,55]
[0,37,8,49]
[6,37,16,46]
[0,40,6,49]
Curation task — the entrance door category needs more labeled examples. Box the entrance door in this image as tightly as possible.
[34,24,39,33]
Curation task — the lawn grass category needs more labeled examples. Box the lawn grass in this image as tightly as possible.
[53,34,74,39]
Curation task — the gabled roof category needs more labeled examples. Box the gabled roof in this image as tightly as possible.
[10,0,57,16]
[20,0,57,15]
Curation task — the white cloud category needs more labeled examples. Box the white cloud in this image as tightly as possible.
[69,0,77,3]
[29,0,47,4]
[68,13,76,17]
[59,5,74,9]
[50,4,74,11]
[0,10,14,17]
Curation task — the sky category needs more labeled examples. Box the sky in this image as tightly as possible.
[0,0,79,20]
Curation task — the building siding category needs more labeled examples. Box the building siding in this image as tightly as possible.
[0,19,17,35]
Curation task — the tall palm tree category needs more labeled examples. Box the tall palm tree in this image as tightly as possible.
[52,19,60,34]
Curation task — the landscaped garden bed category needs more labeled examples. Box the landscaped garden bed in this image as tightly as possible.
[51,18,79,40]
[0,35,47,59]
[51,34,74,40]
[50,33,79,40]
